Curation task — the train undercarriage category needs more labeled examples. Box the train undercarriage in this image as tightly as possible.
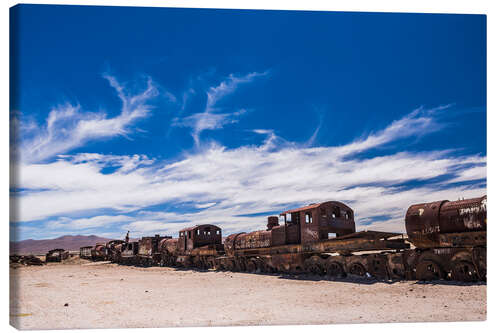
[211,246,486,282]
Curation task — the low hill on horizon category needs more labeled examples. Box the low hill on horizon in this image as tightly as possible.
[10,235,115,255]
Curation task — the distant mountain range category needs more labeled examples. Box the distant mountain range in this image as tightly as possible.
[10,235,115,255]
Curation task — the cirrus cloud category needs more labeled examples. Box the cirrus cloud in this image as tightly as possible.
[12,105,486,240]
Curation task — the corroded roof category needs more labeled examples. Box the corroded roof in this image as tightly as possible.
[280,201,353,215]
[179,224,221,233]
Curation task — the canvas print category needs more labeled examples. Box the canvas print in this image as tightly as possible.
[9,4,486,330]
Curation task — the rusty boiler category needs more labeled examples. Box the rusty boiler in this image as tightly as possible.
[159,237,179,254]
[405,195,486,248]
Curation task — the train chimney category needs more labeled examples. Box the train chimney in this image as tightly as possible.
[267,216,279,231]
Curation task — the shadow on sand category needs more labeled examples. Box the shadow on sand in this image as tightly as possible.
[160,265,486,286]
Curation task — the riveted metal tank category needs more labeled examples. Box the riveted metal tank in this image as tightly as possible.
[224,230,272,255]
[159,238,178,254]
[405,195,486,248]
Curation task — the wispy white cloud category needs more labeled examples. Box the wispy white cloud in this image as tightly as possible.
[173,108,248,144]
[173,71,268,147]
[335,105,449,156]
[15,75,159,163]
[12,106,486,240]
[46,215,133,231]
[195,202,217,209]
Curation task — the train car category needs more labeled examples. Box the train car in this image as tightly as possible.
[79,246,93,260]
[85,195,486,282]
[91,243,107,261]
[45,248,69,262]
[218,201,409,279]
[158,224,224,269]
[136,235,172,266]
[119,241,139,265]
[105,239,126,262]
[404,195,486,281]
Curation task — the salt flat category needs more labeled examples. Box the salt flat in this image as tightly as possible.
[10,262,486,330]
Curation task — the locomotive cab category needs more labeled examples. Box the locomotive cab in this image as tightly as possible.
[121,241,139,257]
[280,201,356,244]
[178,224,222,252]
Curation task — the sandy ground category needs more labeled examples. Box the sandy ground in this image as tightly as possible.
[10,262,486,330]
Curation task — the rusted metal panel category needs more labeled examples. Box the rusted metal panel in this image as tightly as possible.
[178,224,222,252]
[406,200,447,248]
[271,225,286,246]
[271,253,306,272]
[437,231,486,247]
[190,244,225,256]
[229,232,408,259]
[223,233,245,256]
[281,201,356,244]
[45,248,69,262]
[234,230,272,250]
[105,240,125,261]
[159,238,178,254]
[138,238,154,256]
[281,202,323,214]
[440,196,486,233]
[138,235,171,256]
[266,216,279,230]
[406,196,486,248]
[285,223,301,244]
[91,243,107,261]
[10,254,44,266]
[79,246,93,259]
[121,241,139,258]
[385,251,407,279]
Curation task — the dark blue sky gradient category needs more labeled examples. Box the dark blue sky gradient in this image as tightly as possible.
[11,5,486,161]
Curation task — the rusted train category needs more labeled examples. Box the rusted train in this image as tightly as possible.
[80,195,486,282]
[45,248,69,262]
[80,239,126,261]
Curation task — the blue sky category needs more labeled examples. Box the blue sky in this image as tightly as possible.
[10,5,486,240]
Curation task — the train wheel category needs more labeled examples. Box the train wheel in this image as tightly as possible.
[265,264,275,273]
[235,259,245,272]
[226,260,236,272]
[216,261,225,271]
[451,260,478,282]
[348,262,367,277]
[304,256,325,276]
[277,265,287,274]
[415,260,443,281]
[254,259,265,273]
[473,248,486,281]
[261,263,273,273]
[246,259,257,273]
[326,260,346,279]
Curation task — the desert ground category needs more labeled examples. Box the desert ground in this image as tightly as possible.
[10,260,486,330]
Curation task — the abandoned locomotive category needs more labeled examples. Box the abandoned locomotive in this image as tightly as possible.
[80,195,486,282]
